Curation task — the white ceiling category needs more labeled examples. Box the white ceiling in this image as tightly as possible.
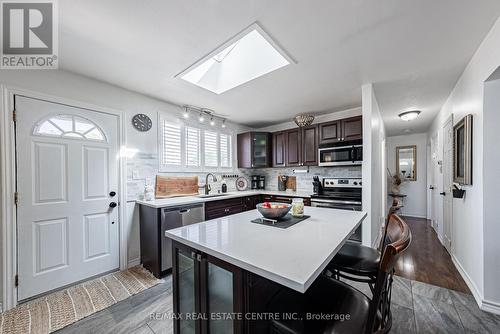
[59,1,500,134]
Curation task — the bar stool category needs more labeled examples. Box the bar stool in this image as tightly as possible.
[267,215,411,334]
[324,207,400,292]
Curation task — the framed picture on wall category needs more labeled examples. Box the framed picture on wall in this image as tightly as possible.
[453,114,473,185]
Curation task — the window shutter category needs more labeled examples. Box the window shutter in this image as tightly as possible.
[162,122,181,166]
[185,127,200,167]
[220,134,232,168]
[204,131,218,167]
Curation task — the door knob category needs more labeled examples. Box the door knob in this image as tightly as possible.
[439,192,446,196]
[109,202,117,208]
[109,191,116,197]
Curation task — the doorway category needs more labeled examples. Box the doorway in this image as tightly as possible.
[15,95,121,300]
[442,116,453,252]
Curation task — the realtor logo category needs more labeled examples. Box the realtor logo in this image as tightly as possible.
[1,0,58,69]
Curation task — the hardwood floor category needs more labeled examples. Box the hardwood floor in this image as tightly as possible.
[394,216,470,294]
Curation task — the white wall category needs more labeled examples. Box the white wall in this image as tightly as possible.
[387,133,428,218]
[362,84,387,247]
[483,76,500,309]
[0,69,247,300]
[427,16,500,313]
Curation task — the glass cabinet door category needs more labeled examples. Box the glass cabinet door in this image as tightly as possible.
[252,133,268,167]
[207,262,234,334]
[177,249,197,334]
[173,242,243,334]
[204,255,243,334]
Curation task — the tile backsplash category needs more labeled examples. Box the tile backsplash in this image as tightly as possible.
[239,166,362,193]
[127,153,243,201]
[127,153,362,201]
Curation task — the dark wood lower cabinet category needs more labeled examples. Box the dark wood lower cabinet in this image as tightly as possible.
[260,195,311,206]
[205,198,244,220]
[205,196,262,220]
[172,240,282,334]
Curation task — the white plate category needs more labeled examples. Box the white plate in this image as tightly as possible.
[236,177,248,191]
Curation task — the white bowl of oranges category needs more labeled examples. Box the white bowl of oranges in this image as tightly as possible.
[256,202,292,220]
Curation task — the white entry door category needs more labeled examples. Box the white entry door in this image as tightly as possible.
[442,116,453,252]
[430,133,439,229]
[16,96,120,300]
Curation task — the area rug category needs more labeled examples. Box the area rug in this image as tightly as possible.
[0,266,162,334]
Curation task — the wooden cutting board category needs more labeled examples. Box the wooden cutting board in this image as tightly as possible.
[286,176,296,191]
[155,176,199,198]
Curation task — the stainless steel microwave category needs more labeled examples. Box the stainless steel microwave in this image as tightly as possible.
[318,142,363,166]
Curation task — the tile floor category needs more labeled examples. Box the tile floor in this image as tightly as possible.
[56,274,500,334]
[351,276,500,334]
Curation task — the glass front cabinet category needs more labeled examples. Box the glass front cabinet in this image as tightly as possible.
[172,241,244,334]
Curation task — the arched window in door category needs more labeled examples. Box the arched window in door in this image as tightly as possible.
[33,115,106,141]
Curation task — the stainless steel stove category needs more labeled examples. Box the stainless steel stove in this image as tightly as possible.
[311,177,362,242]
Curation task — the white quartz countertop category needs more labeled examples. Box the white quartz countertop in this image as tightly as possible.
[165,206,367,293]
[136,190,312,208]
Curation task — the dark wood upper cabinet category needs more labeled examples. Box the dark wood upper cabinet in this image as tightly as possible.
[240,116,361,169]
[319,120,341,145]
[272,132,286,167]
[237,132,272,168]
[285,128,302,167]
[302,125,318,166]
[272,126,318,167]
[319,116,363,144]
[342,116,363,141]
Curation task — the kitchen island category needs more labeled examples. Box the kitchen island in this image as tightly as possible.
[165,206,367,334]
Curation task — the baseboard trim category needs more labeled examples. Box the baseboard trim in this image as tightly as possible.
[127,257,141,268]
[401,214,427,219]
[451,254,484,308]
[436,233,445,246]
[482,299,500,315]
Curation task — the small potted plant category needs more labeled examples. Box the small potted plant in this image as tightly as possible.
[387,169,405,194]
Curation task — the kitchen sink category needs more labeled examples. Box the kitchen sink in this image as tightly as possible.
[197,193,229,198]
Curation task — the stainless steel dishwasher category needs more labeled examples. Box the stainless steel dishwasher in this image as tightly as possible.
[161,203,204,271]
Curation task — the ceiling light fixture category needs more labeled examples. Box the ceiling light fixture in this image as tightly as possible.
[183,105,226,127]
[398,110,421,121]
[182,106,189,119]
[294,114,315,127]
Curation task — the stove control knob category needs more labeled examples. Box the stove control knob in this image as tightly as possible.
[359,181,362,186]
[353,182,358,185]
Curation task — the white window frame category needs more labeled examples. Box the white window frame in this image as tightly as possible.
[158,113,236,172]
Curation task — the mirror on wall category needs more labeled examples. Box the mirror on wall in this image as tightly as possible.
[396,145,417,181]
[453,114,473,185]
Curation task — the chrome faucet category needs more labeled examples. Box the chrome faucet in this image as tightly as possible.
[205,173,217,195]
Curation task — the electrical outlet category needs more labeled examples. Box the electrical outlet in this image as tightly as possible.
[132,169,140,179]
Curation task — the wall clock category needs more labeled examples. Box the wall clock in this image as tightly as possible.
[132,114,152,132]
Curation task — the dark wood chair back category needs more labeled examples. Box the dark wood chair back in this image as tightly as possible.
[366,214,411,333]
[376,206,401,252]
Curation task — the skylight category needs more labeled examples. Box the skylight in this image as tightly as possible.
[177,23,294,94]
